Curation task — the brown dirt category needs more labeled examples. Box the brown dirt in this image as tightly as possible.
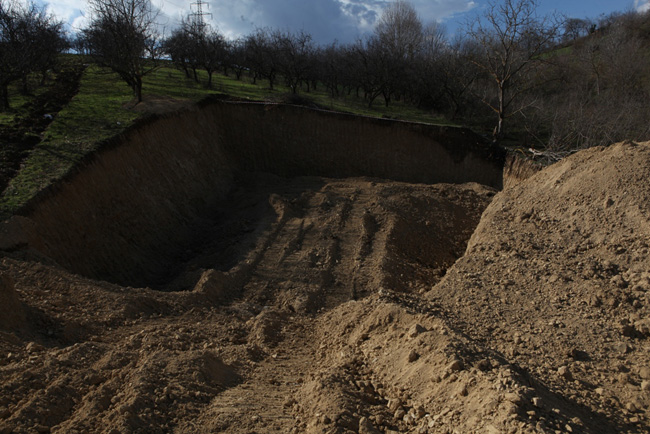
[1,141,650,433]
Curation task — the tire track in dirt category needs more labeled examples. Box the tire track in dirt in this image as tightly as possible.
[173,177,492,433]
[0,175,493,433]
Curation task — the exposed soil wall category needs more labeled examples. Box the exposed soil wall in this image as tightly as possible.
[204,100,504,187]
[3,99,505,286]
[9,107,236,286]
[502,152,542,189]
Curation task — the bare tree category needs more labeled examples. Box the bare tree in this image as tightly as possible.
[244,28,279,89]
[83,0,161,102]
[164,19,199,80]
[200,31,228,88]
[375,0,423,60]
[466,0,561,140]
[0,0,66,110]
[370,0,424,106]
[562,17,593,42]
[272,29,314,94]
[228,38,247,80]
[410,22,447,108]
[543,16,650,150]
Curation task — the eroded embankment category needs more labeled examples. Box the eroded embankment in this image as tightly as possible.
[1,99,505,287]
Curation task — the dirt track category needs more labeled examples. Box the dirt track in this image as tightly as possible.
[1,141,650,433]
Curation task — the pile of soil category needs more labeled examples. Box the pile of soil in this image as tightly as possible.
[1,141,649,433]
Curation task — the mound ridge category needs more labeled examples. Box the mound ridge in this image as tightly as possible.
[430,141,650,432]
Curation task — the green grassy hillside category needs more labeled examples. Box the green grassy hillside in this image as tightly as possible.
[0,57,452,218]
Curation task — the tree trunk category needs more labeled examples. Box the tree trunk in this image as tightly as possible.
[0,84,9,111]
[135,76,143,103]
[207,70,213,88]
[494,82,506,141]
[21,75,29,95]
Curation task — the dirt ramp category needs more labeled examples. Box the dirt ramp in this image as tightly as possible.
[0,177,495,434]
[430,141,650,432]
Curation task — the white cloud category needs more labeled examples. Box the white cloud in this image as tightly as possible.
[635,0,650,13]
[41,0,88,31]
[39,0,476,43]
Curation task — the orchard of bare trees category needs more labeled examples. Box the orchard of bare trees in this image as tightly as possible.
[0,0,67,110]
[2,0,649,151]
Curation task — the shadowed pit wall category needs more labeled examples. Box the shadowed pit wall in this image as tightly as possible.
[4,99,506,286]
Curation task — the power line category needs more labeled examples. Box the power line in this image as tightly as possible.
[189,0,212,33]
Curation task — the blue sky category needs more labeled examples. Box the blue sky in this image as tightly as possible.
[36,0,650,44]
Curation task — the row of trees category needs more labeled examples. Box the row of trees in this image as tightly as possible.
[2,0,649,150]
[0,0,67,110]
[157,0,650,147]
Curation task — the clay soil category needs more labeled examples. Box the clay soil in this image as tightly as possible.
[1,141,650,434]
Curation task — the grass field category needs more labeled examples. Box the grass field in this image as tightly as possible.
[0,57,453,217]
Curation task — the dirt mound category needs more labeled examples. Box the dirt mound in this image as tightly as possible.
[430,141,650,432]
[1,141,649,433]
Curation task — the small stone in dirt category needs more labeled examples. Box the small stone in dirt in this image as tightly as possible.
[387,398,402,412]
[634,319,650,337]
[641,381,650,392]
[613,341,632,353]
[358,417,381,434]
[610,275,627,289]
[447,359,464,372]
[25,342,43,353]
[617,373,630,385]
[394,408,406,420]
[639,366,650,379]
[408,350,419,362]
[558,366,573,381]
[505,393,522,404]
[408,324,426,338]
[568,348,589,360]
[475,358,491,371]
[531,397,542,407]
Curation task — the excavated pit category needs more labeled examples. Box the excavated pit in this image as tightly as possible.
[1,98,505,289]
[2,98,649,434]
